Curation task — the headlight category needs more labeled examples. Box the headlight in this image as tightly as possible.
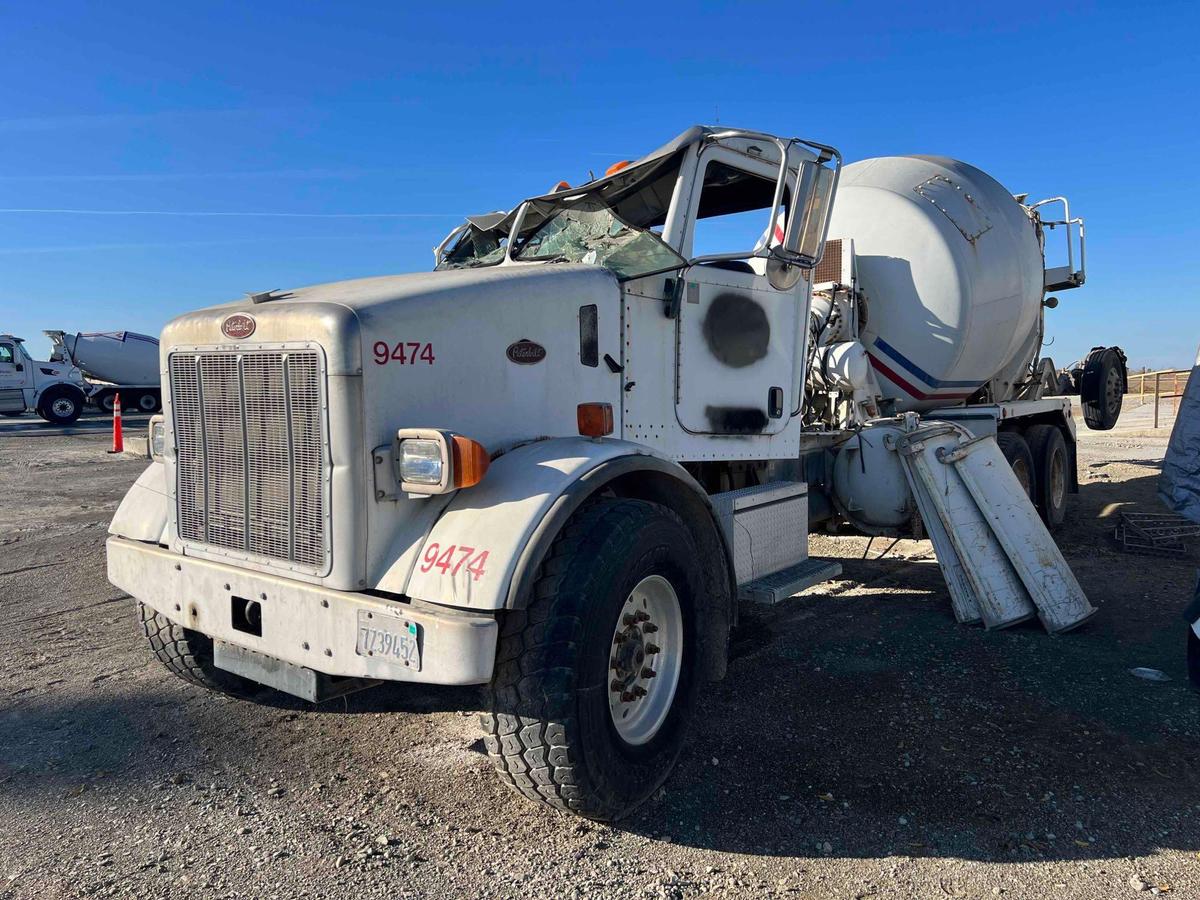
[391,428,490,496]
[149,415,166,460]
[399,439,444,485]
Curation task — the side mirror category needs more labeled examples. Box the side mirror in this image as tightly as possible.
[781,157,838,266]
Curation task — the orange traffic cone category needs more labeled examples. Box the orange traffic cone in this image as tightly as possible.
[107,393,124,454]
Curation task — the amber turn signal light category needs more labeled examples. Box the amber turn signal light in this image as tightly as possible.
[577,403,614,438]
[451,435,490,488]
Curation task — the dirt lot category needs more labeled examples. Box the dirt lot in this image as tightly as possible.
[2,411,1198,899]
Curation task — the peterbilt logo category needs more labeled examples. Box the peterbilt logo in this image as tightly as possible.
[221,314,256,340]
[506,338,546,365]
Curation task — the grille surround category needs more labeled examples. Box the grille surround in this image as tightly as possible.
[169,344,331,574]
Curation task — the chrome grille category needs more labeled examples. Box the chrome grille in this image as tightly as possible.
[170,349,327,570]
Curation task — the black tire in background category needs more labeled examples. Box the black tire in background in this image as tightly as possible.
[93,390,117,413]
[996,431,1036,502]
[1080,347,1125,431]
[36,385,85,425]
[482,498,702,822]
[139,603,259,697]
[1025,424,1069,528]
[135,391,161,413]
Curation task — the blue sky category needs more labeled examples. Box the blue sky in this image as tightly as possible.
[0,1,1194,369]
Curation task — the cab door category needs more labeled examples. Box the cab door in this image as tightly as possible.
[0,340,29,412]
[674,148,800,435]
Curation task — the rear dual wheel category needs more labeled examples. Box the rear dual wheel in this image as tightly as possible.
[482,499,700,821]
[997,427,1068,528]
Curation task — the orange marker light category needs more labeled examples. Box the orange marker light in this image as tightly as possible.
[451,435,490,488]
[577,403,614,438]
[605,160,632,176]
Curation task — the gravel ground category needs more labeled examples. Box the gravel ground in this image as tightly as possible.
[1,410,1198,899]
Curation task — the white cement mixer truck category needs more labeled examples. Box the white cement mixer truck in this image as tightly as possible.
[0,333,91,424]
[107,126,1124,822]
[45,330,163,413]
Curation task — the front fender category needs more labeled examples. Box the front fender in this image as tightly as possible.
[109,461,169,544]
[388,437,712,611]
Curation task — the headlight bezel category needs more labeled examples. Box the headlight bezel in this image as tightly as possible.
[392,428,453,495]
[148,415,167,461]
[391,428,490,496]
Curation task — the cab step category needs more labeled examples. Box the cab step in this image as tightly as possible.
[739,558,843,605]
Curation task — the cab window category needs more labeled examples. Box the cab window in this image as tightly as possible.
[690,160,788,261]
[0,344,14,366]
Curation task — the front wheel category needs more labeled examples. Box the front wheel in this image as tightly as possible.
[36,386,84,425]
[482,498,701,821]
[139,603,258,697]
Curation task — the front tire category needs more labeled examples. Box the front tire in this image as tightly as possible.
[36,386,84,425]
[139,603,258,697]
[482,499,702,821]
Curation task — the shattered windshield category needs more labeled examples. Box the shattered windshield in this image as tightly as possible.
[435,225,508,270]
[511,197,686,279]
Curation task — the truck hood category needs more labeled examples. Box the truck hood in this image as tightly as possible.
[160,263,619,377]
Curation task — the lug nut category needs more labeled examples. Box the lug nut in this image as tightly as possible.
[610,679,625,693]
[635,611,650,623]
[613,632,627,644]
[622,613,637,626]
[641,668,656,679]
[646,643,661,655]
[642,623,659,634]
[610,657,622,671]
[632,686,647,698]
[620,691,635,702]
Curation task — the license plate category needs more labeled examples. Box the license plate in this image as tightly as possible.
[355,609,421,671]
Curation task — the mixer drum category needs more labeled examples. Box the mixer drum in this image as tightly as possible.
[824,157,1045,412]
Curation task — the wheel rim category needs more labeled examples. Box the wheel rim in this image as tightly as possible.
[1104,366,1122,415]
[51,398,75,418]
[607,574,683,746]
[1048,446,1067,511]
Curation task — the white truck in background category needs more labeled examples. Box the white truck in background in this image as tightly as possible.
[46,330,163,413]
[109,126,1123,821]
[0,333,91,424]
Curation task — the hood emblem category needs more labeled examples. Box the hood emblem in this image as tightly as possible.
[221,313,256,340]
[506,338,546,365]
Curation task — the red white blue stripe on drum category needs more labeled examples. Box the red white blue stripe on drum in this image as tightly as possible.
[866,337,980,401]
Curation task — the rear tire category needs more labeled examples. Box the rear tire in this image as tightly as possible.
[36,386,84,425]
[1026,424,1069,528]
[1080,347,1125,430]
[93,390,117,413]
[139,603,258,697]
[135,391,161,413]
[482,498,702,821]
[996,431,1036,502]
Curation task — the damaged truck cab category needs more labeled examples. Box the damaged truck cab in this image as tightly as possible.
[108,127,842,820]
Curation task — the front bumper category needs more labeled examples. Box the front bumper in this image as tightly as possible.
[107,537,498,685]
